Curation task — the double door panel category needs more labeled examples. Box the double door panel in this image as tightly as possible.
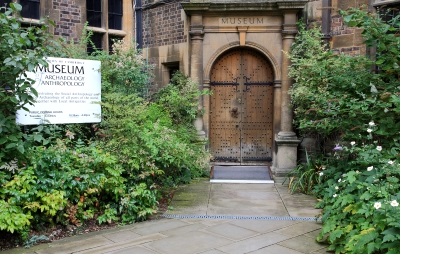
[210,49,273,163]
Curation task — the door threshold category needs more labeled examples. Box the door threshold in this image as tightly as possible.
[210,162,271,166]
[210,179,274,184]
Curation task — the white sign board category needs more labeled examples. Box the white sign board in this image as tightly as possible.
[16,57,101,125]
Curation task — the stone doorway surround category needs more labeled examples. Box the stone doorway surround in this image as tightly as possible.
[181,0,308,178]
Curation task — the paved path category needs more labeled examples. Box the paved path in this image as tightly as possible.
[2,178,331,254]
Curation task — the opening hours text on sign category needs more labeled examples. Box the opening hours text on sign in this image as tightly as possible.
[16,57,101,125]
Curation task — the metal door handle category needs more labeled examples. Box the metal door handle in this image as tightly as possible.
[230,107,238,118]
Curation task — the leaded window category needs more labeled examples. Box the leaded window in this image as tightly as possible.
[108,0,122,30]
[87,0,102,27]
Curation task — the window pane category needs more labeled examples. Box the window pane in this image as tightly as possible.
[378,4,400,23]
[87,32,103,54]
[108,35,123,54]
[0,0,10,14]
[108,0,122,30]
[87,0,102,27]
[20,0,40,19]
[0,0,11,9]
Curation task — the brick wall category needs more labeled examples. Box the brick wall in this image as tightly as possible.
[330,15,365,55]
[142,0,186,48]
[306,0,368,56]
[52,0,82,43]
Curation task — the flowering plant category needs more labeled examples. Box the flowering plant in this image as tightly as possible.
[288,6,400,254]
[314,123,400,253]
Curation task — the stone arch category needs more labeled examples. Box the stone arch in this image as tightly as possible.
[203,41,281,83]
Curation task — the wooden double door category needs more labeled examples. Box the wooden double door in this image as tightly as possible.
[209,48,274,163]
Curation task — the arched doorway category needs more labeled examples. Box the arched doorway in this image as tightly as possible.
[209,48,274,164]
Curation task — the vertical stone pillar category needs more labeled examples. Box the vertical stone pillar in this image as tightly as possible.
[273,10,301,178]
[189,14,206,141]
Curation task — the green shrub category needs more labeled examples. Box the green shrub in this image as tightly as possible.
[153,71,211,128]
[0,3,59,162]
[288,7,400,254]
[98,92,210,188]
[286,149,325,195]
[289,15,399,150]
[94,39,153,97]
[0,4,211,242]
[314,123,400,253]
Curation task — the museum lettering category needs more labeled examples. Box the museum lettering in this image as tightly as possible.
[221,17,264,25]
[35,64,85,74]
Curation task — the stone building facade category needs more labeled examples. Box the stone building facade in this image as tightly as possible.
[139,0,398,179]
[2,0,399,179]
[1,0,135,51]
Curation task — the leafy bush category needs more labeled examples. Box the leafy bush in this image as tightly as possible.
[94,39,153,97]
[0,4,210,246]
[0,3,59,162]
[98,92,211,189]
[289,14,399,150]
[0,134,159,237]
[288,7,400,254]
[286,149,324,195]
[153,71,211,128]
[315,123,400,253]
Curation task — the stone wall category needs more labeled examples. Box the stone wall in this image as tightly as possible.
[330,15,366,55]
[50,0,84,43]
[142,0,186,48]
[306,0,369,55]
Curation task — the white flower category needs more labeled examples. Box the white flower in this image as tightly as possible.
[333,194,337,198]
[335,186,339,190]
[384,108,389,113]
[376,146,382,151]
[367,166,374,171]
[338,179,341,183]
[319,172,324,176]
[369,121,375,126]
[374,202,382,209]
[388,160,394,165]
[367,128,373,133]
[350,141,356,146]
[390,200,399,207]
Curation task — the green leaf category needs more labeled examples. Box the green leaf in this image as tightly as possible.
[5,143,16,149]
[382,234,396,243]
[17,144,25,154]
[11,2,22,11]
[329,229,344,241]
[360,191,372,200]
[34,134,43,142]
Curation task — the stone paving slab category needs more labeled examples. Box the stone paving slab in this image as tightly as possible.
[216,232,290,254]
[277,234,329,254]
[35,236,113,254]
[248,244,303,254]
[210,188,281,200]
[203,222,260,241]
[132,219,191,235]
[276,221,323,238]
[207,205,288,216]
[1,177,331,254]
[108,245,158,254]
[230,219,299,233]
[75,233,166,254]
[211,183,278,191]
[160,222,208,236]
[143,230,234,254]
